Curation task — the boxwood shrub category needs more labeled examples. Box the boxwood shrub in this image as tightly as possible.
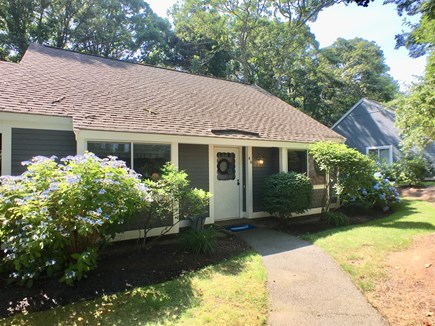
[263,172,313,218]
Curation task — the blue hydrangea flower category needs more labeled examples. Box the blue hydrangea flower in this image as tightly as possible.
[361,188,367,196]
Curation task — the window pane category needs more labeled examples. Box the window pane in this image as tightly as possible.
[133,144,170,179]
[88,142,131,167]
[288,150,307,174]
[379,148,390,164]
[308,155,326,185]
[217,152,236,181]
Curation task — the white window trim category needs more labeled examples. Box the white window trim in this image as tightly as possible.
[366,145,393,165]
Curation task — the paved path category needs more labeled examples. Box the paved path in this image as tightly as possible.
[238,229,387,326]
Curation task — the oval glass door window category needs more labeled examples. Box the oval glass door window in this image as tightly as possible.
[217,152,235,180]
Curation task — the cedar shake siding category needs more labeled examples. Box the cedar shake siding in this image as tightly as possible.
[11,128,76,175]
[311,189,326,209]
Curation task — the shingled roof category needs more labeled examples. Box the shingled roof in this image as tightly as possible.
[0,44,343,143]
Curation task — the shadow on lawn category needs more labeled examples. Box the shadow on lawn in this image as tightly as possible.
[9,274,197,325]
[199,250,256,277]
[8,251,258,326]
[303,199,434,241]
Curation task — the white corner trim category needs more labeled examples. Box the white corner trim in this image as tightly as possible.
[0,126,11,175]
[331,98,365,130]
[279,147,288,172]
[246,146,254,218]
[208,144,215,223]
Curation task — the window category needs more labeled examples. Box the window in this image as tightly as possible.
[133,144,170,179]
[87,142,170,179]
[88,142,131,166]
[288,150,307,174]
[366,146,392,166]
[217,152,236,181]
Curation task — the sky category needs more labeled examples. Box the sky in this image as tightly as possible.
[147,0,427,90]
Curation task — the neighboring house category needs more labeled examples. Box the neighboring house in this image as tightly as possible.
[332,98,435,166]
[0,44,343,239]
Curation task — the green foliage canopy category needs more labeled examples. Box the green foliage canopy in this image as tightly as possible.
[0,0,175,63]
[309,141,377,211]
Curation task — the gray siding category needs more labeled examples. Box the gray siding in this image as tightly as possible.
[179,143,210,218]
[178,144,209,191]
[253,147,279,212]
[11,128,76,175]
[122,209,173,231]
[332,99,435,164]
[333,100,402,161]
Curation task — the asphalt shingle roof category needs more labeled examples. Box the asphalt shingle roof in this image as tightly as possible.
[0,44,343,143]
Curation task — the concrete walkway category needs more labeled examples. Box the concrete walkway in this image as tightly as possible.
[238,229,387,326]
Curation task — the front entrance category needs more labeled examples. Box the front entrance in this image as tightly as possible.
[214,147,241,221]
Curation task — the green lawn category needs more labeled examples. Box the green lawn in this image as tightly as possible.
[422,181,435,187]
[302,199,435,292]
[2,251,268,326]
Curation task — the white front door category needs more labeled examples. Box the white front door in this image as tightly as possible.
[214,147,241,221]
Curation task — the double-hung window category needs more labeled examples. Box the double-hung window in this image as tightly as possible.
[366,145,393,166]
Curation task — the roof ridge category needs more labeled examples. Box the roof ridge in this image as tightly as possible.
[25,43,253,87]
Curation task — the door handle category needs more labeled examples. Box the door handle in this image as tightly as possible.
[237,179,240,186]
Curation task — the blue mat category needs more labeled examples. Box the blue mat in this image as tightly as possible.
[226,224,256,232]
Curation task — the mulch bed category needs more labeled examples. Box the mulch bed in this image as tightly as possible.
[0,230,250,318]
[250,207,387,236]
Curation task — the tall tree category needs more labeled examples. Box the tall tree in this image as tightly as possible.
[316,37,399,126]
[0,0,175,63]
[171,0,346,82]
[385,0,434,58]
[0,0,35,60]
[388,0,434,152]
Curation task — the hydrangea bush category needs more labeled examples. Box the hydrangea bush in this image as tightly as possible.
[0,153,150,286]
[360,172,400,212]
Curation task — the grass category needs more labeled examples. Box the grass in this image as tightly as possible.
[421,181,435,187]
[2,251,268,326]
[302,199,435,292]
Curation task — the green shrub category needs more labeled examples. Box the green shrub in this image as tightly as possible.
[394,156,432,186]
[263,172,313,218]
[322,211,349,227]
[310,142,377,211]
[180,188,212,231]
[180,227,219,255]
[0,153,150,286]
[143,163,212,233]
